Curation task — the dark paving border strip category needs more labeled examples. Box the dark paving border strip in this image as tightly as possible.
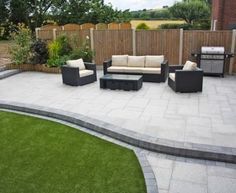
[0,100,236,164]
[135,152,159,193]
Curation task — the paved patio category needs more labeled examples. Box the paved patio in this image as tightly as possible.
[0,71,236,150]
[147,152,236,193]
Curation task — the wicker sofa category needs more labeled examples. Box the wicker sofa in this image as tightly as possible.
[168,61,203,93]
[103,55,168,82]
[61,59,97,86]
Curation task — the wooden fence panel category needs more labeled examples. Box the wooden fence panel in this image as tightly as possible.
[63,24,81,30]
[120,23,132,29]
[93,30,133,65]
[233,33,236,73]
[183,30,233,71]
[136,30,180,64]
[81,23,95,30]
[56,30,90,48]
[96,23,108,30]
[108,23,120,30]
[40,25,61,30]
[38,30,54,41]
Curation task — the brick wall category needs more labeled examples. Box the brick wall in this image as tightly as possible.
[212,0,236,30]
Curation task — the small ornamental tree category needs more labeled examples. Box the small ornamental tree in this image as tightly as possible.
[169,0,210,24]
[10,23,32,65]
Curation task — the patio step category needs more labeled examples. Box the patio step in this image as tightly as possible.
[0,65,7,72]
[0,69,21,80]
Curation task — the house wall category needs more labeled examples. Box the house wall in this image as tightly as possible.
[212,0,236,30]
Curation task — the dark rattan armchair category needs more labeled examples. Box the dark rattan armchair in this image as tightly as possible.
[61,62,97,86]
[168,65,203,93]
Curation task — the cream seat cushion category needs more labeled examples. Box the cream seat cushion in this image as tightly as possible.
[66,58,85,70]
[145,55,164,68]
[183,61,197,71]
[112,55,128,67]
[169,73,175,81]
[79,69,94,77]
[142,68,161,74]
[107,66,126,73]
[123,67,143,73]
[128,56,145,67]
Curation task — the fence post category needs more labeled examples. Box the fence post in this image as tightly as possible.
[53,28,57,41]
[179,28,184,64]
[90,28,95,63]
[132,28,136,56]
[229,29,236,75]
[35,28,40,40]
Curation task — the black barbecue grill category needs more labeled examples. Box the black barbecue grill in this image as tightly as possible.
[192,47,234,77]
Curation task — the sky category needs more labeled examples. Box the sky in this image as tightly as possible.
[104,0,181,11]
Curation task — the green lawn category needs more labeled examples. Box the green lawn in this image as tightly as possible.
[0,111,146,193]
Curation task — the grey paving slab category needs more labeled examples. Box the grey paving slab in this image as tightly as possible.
[147,153,236,193]
[208,176,236,193]
[169,180,207,193]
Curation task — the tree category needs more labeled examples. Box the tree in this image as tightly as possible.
[51,0,130,24]
[9,0,30,25]
[0,0,9,24]
[169,0,210,24]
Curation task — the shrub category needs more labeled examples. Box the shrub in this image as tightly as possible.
[30,40,48,64]
[56,35,72,56]
[47,55,70,67]
[159,20,210,30]
[0,22,18,40]
[136,23,150,30]
[47,35,73,67]
[70,36,94,62]
[48,41,61,59]
[159,23,192,30]
[10,23,32,65]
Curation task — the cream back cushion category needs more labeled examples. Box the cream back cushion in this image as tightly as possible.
[145,55,164,68]
[183,61,197,71]
[128,56,145,67]
[112,55,128,66]
[66,59,85,70]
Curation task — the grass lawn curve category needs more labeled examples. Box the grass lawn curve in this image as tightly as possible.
[0,111,146,193]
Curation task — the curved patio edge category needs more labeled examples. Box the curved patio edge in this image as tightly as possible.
[0,100,236,164]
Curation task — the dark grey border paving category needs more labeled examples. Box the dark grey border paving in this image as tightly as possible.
[0,69,21,79]
[135,152,159,193]
[0,100,236,164]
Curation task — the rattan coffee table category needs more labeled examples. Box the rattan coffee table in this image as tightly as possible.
[100,74,143,91]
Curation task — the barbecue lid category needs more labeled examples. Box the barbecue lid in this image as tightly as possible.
[201,47,225,54]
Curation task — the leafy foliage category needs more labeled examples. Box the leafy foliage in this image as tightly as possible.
[30,40,49,64]
[0,22,18,40]
[160,23,193,30]
[55,35,72,56]
[169,0,210,24]
[10,24,32,65]
[47,35,72,67]
[136,23,150,30]
[131,8,172,20]
[70,36,94,62]
[0,0,131,29]
[159,19,211,30]
[47,55,70,67]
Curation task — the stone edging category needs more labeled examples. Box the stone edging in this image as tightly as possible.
[0,100,236,164]
[135,152,159,193]
[6,63,61,74]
